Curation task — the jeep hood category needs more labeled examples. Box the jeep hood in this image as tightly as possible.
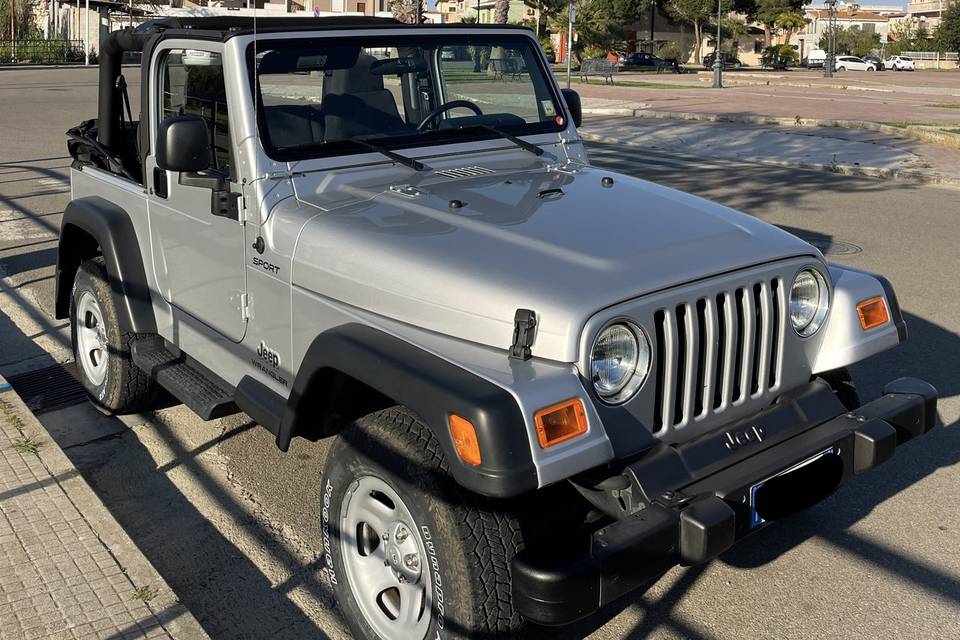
[292,163,817,363]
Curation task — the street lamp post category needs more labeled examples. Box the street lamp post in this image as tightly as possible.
[712,0,723,88]
[824,0,836,78]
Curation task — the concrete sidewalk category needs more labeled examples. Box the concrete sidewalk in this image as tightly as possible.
[0,376,208,640]
[579,115,960,186]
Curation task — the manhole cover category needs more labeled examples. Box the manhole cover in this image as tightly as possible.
[6,363,89,415]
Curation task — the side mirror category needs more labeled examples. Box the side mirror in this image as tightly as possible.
[156,115,211,173]
[560,88,582,128]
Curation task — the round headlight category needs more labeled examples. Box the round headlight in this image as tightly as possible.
[790,268,829,337]
[590,323,650,403]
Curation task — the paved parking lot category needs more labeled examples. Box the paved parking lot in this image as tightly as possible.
[571,69,960,126]
[1,66,959,639]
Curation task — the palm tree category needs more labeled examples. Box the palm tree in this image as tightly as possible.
[494,0,511,23]
[775,11,808,46]
[392,0,424,23]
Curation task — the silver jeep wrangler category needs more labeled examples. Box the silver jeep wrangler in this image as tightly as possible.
[60,16,937,639]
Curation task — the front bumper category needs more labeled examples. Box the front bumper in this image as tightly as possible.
[512,377,938,626]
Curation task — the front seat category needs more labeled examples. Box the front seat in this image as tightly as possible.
[322,54,408,141]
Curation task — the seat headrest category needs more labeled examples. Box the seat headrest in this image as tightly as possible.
[323,54,385,95]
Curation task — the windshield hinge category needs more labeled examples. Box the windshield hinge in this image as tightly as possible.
[240,293,251,322]
[509,309,537,361]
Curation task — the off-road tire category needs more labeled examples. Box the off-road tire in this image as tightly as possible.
[822,367,860,411]
[321,406,524,640]
[70,258,158,413]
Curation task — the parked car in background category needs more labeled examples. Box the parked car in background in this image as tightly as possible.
[620,51,666,70]
[702,51,743,69]
[834,55,877,71]
[885,55,915,71]
[862,55,885,70]
[805,48,827,68]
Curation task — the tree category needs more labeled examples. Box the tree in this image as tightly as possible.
[392,0,425,23]
[774,11,807,46]
[550,0,652,61]
[494,0,510,23]
[664,0,732,65]
[935,0,960,55]
[819,25,880,57]
[753,0,806,46]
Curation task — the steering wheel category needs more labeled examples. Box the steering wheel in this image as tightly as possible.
[416,100,483,131]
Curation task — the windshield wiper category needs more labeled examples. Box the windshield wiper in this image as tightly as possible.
[350,137,426,171]
[455,124,545,157]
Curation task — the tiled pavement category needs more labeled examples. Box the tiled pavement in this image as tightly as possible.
[0,378,208,640]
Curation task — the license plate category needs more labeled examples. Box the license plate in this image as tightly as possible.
[749,447,837,528]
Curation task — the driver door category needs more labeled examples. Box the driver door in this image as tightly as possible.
[146,45,247,342]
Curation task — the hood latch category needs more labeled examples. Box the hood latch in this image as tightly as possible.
[509,309,537,361]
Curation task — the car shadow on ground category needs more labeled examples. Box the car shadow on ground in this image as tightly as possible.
[0,246,345,639]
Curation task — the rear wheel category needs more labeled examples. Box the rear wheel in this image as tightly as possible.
[70,258,158,413]
[321,407,524,640]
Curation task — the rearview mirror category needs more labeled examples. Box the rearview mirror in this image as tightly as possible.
[156,115,211,173]
[560,89,582,128]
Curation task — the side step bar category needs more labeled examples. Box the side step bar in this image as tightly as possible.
[131,337,239,420]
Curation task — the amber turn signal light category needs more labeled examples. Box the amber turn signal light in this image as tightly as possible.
[857,296,890,331]
[534,398,588,449]
[449,415,482,466]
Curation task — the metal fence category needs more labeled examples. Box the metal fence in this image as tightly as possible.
[0,40,87,65]
[900,51,960,61]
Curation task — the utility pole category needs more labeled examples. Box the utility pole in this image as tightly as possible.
[712,0,722,88]
[823,0,835,78]
[84,0,90,66]
[566,0,575,89]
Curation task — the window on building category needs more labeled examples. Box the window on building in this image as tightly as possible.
[449,5,456,10]
[357,1,366,11]
[862,22,875,33]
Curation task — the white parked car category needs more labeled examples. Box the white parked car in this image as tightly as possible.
[885,55,915,71]
[834,55,877,71]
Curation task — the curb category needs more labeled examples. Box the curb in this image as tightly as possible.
[580,130,960,188]
[582,108,960,151]
[0,374,211,640]
[693,73,896,93]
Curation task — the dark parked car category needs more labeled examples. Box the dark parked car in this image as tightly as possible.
[620,51,666,69]
[703,51,743,69]
[863,55,885,70]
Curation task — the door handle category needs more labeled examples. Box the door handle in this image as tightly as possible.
[153,167,168,199]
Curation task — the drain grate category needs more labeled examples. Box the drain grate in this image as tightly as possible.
[6,363,89,415]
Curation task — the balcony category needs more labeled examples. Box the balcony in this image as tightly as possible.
[907,0,950,15]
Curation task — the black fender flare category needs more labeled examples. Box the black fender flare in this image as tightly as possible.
[279,324,539,498]
[56,196,157,334]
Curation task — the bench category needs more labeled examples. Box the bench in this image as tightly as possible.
[488,57,523,81]
[578,58,618,84]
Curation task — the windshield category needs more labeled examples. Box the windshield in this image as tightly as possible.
[250,34,565,161]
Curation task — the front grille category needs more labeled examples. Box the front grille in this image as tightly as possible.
[652,277,786,434]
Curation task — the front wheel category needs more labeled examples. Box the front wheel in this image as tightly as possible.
[321,407,524,640]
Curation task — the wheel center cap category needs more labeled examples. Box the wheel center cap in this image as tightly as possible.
[385,521,421,584]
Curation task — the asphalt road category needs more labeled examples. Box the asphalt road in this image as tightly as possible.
[1,67,959,640]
